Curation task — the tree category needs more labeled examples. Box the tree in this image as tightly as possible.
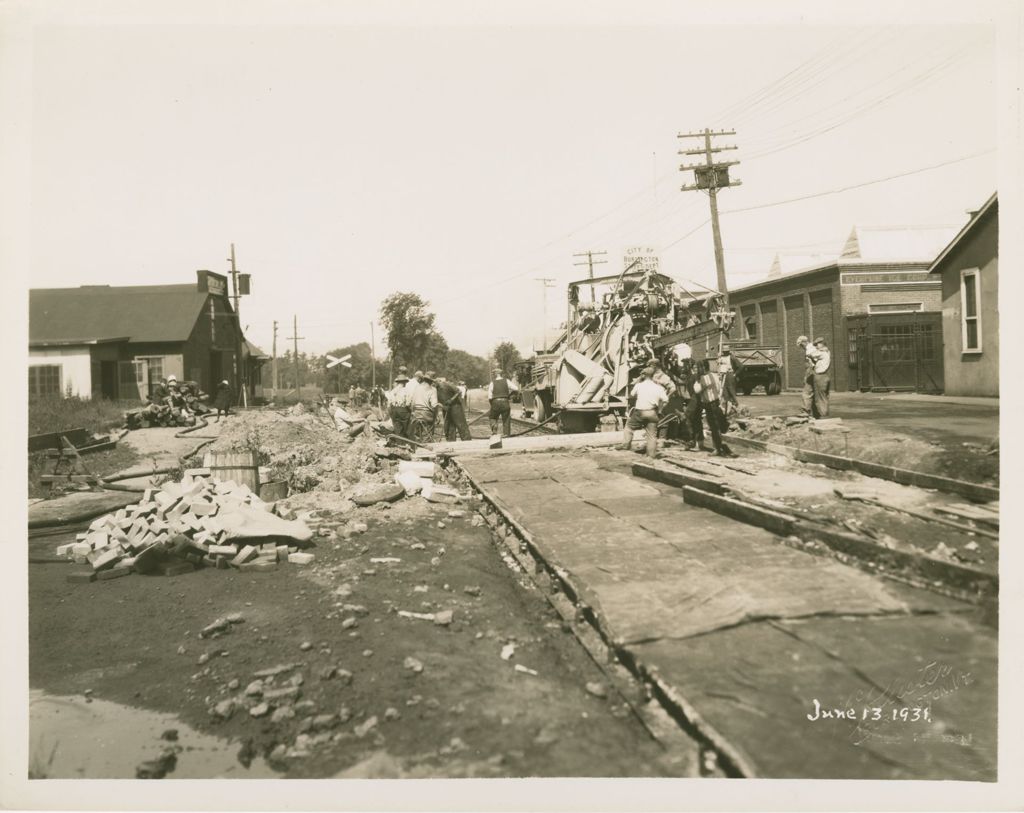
[379,292,443,372]
[319,343,389,393]
[492,341,522,378]
[445,349,490,387]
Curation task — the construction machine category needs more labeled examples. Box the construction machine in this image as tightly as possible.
[520,267,736,433]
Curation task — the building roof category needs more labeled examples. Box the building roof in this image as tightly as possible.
[30,284,221,344]
[244,339,270,360]
[928,192,998,274]
[840,224,961,262]
[733,223,963,294]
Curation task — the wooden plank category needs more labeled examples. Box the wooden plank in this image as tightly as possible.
[28,427,89,453]
[631,462,726,495]
[681,487,796,536]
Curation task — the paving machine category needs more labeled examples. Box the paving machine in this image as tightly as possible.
[521,267,735,433]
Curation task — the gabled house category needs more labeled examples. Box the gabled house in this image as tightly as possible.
[30,270,249,401]
[928,193,998,397]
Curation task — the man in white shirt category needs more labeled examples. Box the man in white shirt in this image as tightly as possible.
[810,337,831,418]
[387,373,412,438]
[621,367,668,458]
[409,371,439,431]
[797,335,832,418]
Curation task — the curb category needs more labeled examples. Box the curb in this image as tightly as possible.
[726,435,998,503]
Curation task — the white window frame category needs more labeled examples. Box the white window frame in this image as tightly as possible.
[960,268,982,353]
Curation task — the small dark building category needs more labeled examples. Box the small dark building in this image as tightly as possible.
[30,270,246,400]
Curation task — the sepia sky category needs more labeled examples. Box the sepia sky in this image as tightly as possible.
[21,3,1004,360]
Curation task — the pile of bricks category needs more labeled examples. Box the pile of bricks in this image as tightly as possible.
[57,473,315,584]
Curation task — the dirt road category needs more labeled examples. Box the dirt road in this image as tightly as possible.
[28,411,696,778]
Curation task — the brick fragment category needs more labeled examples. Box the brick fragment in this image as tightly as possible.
[66,571,97,584]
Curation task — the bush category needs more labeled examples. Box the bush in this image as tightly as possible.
[29,395,143,437]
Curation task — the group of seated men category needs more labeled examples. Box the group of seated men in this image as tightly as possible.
[127,374,210,429]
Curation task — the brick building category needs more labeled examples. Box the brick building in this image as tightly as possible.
[726,225,959,392]
[30,270,261,402]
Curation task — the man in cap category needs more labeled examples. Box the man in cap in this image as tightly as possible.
[409,370,439,436]
[797,335,830,418]
[487,368,518,437]
[213,379,233,422]
[387,372,412,438]
[717,346,741,417]
[436,375,471,441]
[809,337,831,418]
[621,366,667,458]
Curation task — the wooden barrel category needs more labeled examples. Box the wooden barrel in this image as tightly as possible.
[203,450,260,493]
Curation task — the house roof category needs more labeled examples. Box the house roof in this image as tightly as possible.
[244,339,270,360]
[929,192,998,274]
[30,284,223,344]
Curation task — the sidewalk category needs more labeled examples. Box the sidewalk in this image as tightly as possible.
[783,390,999,407]
[457,449,996,779]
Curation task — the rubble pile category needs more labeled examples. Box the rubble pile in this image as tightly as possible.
[206,407,383,498]
[56,472,315,583]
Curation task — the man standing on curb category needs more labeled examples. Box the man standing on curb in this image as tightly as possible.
[621,366,667,458]
[797,335,831,418]
[810,337,831,418]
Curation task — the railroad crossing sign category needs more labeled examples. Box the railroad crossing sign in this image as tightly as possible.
[326,353,352,369]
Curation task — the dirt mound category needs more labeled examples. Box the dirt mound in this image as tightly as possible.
[206,407,388,497]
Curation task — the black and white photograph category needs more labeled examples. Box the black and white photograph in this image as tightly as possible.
[2,0,1022,810]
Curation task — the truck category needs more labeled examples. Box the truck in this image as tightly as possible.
[520,268,735,433]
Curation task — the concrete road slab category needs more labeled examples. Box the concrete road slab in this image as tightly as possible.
[460,450,996,779]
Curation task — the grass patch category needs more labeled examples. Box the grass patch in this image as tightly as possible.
[29,396,141,437]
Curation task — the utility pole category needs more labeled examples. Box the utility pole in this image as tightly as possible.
[288,315,304,392]
[534,277,557,351]
[226,243,249,407]
[271,320,279,393]
[572,250,607,302]
[369,321,376,392]
[678,129,742,307]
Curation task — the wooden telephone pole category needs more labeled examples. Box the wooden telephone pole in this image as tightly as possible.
[271,320,279,392]
[288,315,304,392]
[573,250,607,302]
[534,277,557,352]
[678,129,742,307]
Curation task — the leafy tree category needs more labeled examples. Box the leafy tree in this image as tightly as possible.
[491,341,523,378]
[379,292,442,372]
[444,349,490,387]
[320,343,389,393]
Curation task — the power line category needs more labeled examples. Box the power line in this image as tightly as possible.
[721,149,995,215]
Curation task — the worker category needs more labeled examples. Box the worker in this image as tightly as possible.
[405,370,424,400]
[718,347,741,417]
[621,366,667,458]
[797,335,830,418]
[696,360,736,457]
[810,337,832,418]
[436,375,471,441]
[212,379,233,422]
[409,370,439,433]
[150,377,170,403]
[487,368,518,437]
[387,372,412,438]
